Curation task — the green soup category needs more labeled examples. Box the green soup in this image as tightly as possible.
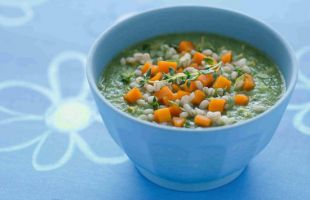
[98,33,285,128]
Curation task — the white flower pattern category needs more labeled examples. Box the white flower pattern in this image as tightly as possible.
[0,0,48,26]
[0,51,128,171]
[288,46,310,136]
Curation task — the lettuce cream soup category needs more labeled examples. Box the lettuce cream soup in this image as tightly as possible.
[98,33,285,128]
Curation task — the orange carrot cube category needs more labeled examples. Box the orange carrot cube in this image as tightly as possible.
[191,90,206,105]
[172,117,186,127]
[192,52,206,64]
[243,74,255,91]
[158,61,177,73]
[234,94,249,105]
[154,108,172,123]
[194,115,212,127]
[221,51,232,63]
[208,98,226,112]
[213,75,231,90]
[178,41,195,52]
[124,87,143,103]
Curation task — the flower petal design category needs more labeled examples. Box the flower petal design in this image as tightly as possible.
[296,46,310,87]
[293,104,310,136]
[47,51,89,102]
[288,46,310,110]
[32,130,75,171]
[78,119,127,157]
[288,46,310,136]
[0,0,48,7]
[73,123,128,165]
[288,84,310,110]
[0,3,33,27]
[0,80,54,116]
[0,117,45,152]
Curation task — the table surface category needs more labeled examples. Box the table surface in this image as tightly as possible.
[1,0,310,199]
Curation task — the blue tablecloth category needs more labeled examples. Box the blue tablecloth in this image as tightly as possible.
[1,1,310,199]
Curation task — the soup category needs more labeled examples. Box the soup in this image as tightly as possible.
[98,33,285,128]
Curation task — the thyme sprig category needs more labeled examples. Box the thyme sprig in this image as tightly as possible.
[184,120,191,128]
[148,61,222,85]
[120,72,135,84]
[150,96,159,109]
[138,68,152,87]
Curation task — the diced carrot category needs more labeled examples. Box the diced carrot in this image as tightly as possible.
[194,115,212,127]
[172,117,186,127]
[213,75,231,90]
[150,72,162,81]
[192,52,206,64]
[197,74,207,86]
[162,97,171,106]
[234,94,249,106]
[182,80,197,92]
[198,73,215,87]
[243,74,255,91]
[141,62,151,74]
[208,98,226,112]
[190,63,199,69]
[169,105,183,116]
[174,90,190,99]
[154,108,171,123]
[151,65,158,75]
[157,61,177,73]
[154,86,174,103]
[172,84,180,92]
[178,41,195,52]
[197,74,209,87]
[221,51,232,63]
[123,87,142,103]
[205,73,214,87]
[177,68,184,73]
[191,90,206,105]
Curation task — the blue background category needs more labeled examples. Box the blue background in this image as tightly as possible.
[1,0,310,199]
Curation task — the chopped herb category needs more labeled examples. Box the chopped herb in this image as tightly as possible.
[186,80,191,87]
[120,72,134,84]
[184,120,191,128]
[204,57,215,65]
[138,68,152,87]
[236,68,243,75]
[169,67,176,75]
[184,71,191,79]
[145,68,152,78]
[150,97,159,109]
[213,72,218,80]
[162,73,169,80]
[227,96,234,108]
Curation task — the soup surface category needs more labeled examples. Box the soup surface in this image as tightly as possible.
[98,33,285,128]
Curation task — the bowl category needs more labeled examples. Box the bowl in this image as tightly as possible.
[86,6,297,192]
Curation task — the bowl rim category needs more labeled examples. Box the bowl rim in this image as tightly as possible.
[86,5,298,133]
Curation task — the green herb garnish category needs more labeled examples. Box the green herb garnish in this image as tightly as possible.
[169,67,176,75]
[204,57,215,65]
[120,72,134,84]
[184,120,191,128]
[150,97,159,109]
[138,68,152,87]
